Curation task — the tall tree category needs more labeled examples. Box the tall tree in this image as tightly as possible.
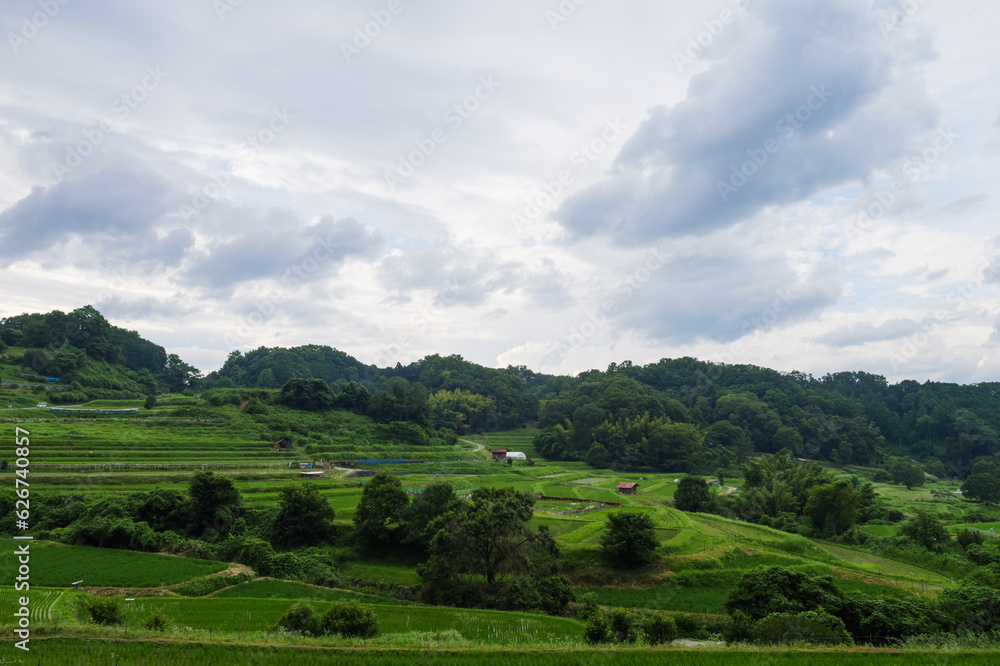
[352,471,410,549]
[272,483,336,547]
[188,471,241,539]
[599,511,660,569]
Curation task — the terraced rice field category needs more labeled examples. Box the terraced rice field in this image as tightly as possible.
[118,597,584,643]
[0,586,63,621]
[0,540,229,587]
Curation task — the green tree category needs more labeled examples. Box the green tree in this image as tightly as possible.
[674,476,711,512]
[272,483,336,548]
[144,394,157,410]
[962,473,1000,504]
[188,471,241,539]
[725,566,843,620]
[419,488,570,612]
[599,511,660,569]
[353,471,410,549]
[278,377,337,411]
[163,353,201,392]
[586,444,610,469]
[400,481,459,548]
[803,481,862,535]
[256,367,278,388]
[318,600,379,639]
[899,511,950,551]
[888,458,925,490]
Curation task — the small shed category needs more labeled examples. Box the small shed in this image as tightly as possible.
[616,482,639,495]
[505,451,527,461]
[490,449,508,460]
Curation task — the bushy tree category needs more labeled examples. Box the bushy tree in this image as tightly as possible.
[353,471,409,549]
[899,511,950,551]
[599,511,659,569]
[272,483,336,548]
[674,476,711,512]
[725,566,843,620]
[803,480,862,536]
[278,377,336,411]
[319,601,378,639]
[888,458,925,490]
[188,471,241,539]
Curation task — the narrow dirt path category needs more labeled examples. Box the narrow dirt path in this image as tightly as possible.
[460,438,485,452]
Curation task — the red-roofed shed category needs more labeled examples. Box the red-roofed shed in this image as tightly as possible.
[616,482,638,495]
[490,449,508,460]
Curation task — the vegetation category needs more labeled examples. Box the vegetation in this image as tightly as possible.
[7,306,1000,660]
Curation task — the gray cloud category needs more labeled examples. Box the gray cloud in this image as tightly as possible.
[554,0,939,244]
[180,214,386,291]
[816,318,921,347]
[0,169,174,265]
[96,295,195,320]
[612,247,842,344]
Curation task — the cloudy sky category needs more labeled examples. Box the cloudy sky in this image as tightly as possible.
[2,0,999,383]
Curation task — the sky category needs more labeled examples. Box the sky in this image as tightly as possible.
[1,0,999,384]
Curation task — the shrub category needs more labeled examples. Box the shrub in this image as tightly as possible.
[318,601,378,639]
[722,610,755,644]
[958,529,986,549]
[886,509,905,522]
[584,611,612,644]
[674,613,705,638]
[643,613,678,645]
[143,610,168,632]
[85,596,123,625]
[272,602,319,635]
[578,592,601,621]
[752,610,853,646]
[607,608,641,644]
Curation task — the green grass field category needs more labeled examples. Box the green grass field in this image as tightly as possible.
[0,540,228,587]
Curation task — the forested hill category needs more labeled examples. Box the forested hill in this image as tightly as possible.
[3,306,1000,478]
[0,306,200,398]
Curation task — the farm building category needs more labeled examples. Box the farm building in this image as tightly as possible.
[490,449,508,460]
[505,451,527,461]
[616,482,639,495]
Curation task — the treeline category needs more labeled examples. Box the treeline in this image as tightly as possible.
[0,305,200,397]
[7,307,1000,477]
